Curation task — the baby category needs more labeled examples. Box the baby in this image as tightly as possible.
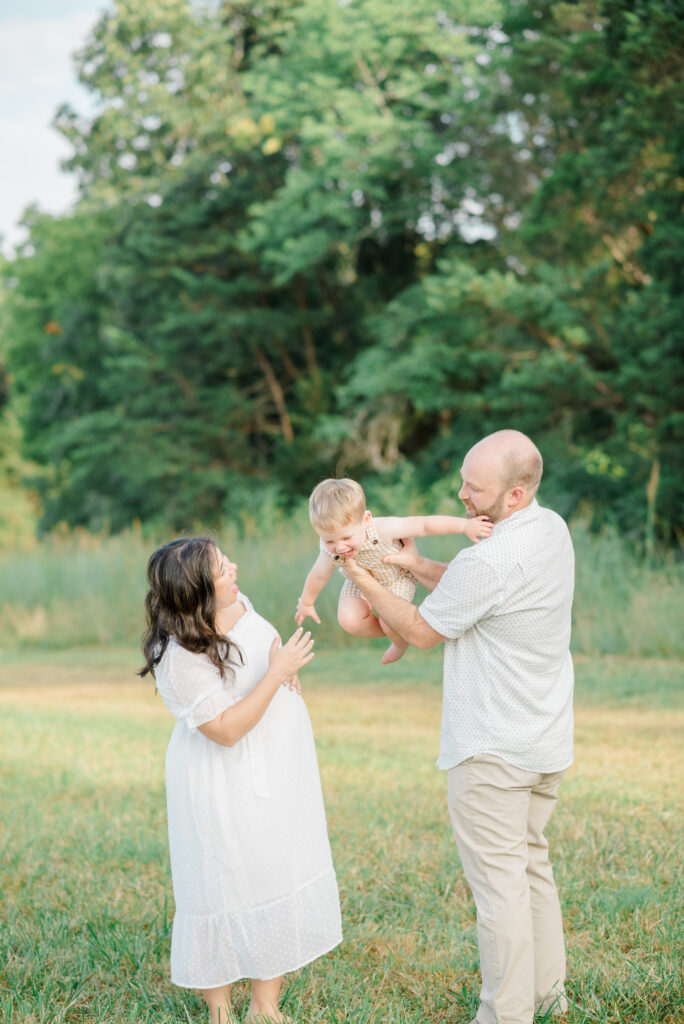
[296,478,493,664]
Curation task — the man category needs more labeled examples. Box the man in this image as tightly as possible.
[343,429,574,1024]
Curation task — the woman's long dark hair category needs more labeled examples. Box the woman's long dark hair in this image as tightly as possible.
[139,536,243,680]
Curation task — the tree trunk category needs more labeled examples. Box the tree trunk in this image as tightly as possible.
[253,346,294,443]
[296,276,321,390]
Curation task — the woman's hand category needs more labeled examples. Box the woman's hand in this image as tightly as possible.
[283,672,303,695]
[269,627,314,683]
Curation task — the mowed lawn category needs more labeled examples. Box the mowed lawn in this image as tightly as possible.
[0,647,682,1024]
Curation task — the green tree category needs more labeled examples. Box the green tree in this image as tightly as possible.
[7,0,514,528]
[2,208,116,528]
[494,0,684,545]
[2,0,682,544]
[330,0,684,545]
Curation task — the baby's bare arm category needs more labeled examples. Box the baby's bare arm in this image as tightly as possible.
[377,515,493,544]
[296,553,336,624]
[302,552,336,597]
[375,515,466,539]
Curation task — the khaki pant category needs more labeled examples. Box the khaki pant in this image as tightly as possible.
[447,754,568,1024]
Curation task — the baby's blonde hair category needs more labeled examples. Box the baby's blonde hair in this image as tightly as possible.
[309,478,366,532]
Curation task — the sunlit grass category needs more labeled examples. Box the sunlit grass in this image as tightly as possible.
[1,648,682,1023]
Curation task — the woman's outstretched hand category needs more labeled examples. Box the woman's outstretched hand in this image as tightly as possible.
[269,627,315,684]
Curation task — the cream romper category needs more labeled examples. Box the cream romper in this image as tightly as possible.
[320,513,417,602]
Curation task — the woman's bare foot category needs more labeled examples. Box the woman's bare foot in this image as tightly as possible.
[381,642,406,665]
[244,1012,292,1023]
[211,1011,238,1024]
[245,976,286,1022]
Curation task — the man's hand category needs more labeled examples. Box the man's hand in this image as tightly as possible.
[339,555,373,585]
[382,536,419,571]
[465,515,493,543]
[344,553,444,650]
[385,535,447,593]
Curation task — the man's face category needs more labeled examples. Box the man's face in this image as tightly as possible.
[458,451,509,523]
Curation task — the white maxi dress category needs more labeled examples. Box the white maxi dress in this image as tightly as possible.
[154,593,342,989]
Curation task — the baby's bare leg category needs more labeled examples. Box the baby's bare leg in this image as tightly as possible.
[338,594,385,638]
[378,616,406,649]
[338,594,408,663]
[378,616,408,665]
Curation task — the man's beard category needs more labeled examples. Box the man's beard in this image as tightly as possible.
[465,490,507,524]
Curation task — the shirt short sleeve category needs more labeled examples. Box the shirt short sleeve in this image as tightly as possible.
[419,549,503,640]
[156,640,237,732]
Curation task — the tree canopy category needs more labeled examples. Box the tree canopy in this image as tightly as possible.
[2,0,682,546]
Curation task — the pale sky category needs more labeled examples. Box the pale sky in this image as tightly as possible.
[0,0,108,255]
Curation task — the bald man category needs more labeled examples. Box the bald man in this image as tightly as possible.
[344,430,574,1024]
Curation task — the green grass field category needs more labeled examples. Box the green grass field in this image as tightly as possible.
[1,645,682,1024]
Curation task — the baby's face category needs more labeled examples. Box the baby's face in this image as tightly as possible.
[317,512,370,557]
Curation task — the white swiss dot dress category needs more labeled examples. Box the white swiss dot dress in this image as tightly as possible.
[154,593,342,989]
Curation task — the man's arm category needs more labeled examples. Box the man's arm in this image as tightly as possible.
[380,536,447,593]
[342,556,445,648]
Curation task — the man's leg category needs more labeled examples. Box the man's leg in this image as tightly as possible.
[447,755,537,1024]
[527,771,568,1015]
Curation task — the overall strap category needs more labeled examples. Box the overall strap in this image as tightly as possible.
[364,513,380,544]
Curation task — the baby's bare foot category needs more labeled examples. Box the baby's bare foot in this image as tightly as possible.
[381,643,406,665]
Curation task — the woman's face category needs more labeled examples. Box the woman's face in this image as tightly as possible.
[212,547,238,605]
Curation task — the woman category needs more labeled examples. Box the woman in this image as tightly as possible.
[140,537,342,1024]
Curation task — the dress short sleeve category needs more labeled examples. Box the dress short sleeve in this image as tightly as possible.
[155,639,237,732]
[419,548,503,640]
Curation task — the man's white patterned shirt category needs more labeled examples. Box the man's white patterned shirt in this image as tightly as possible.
[419,499,575,773]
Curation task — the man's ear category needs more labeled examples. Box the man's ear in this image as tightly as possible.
[508,486,525,508]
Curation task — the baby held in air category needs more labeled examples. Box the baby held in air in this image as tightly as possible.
[296,478,493,664]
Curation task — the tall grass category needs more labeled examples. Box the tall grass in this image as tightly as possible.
[0,513,682,657]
